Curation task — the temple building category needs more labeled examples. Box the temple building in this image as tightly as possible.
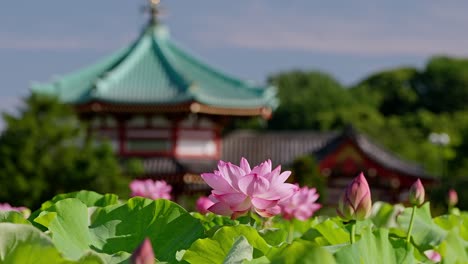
[221,127,436,204]
[32,1,435,203]
[32,1,276,194]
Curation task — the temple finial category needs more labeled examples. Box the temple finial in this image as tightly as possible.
[147,0,161,24]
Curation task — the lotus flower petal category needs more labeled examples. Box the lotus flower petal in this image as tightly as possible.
[238,174,270,196]
[252,197,278,210]
[214,193,248,208]
[251,160,272,178]
[208,202,234,216]
[201,172,235,194]
[240,157,252,174]
[270,169,291,186]
[261,183,298,201]
[256,205,281,217]
[196,196,215,214]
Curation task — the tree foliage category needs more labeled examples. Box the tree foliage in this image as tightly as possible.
[267,70,355,130]
[0,94,128,208]
[351,67,420,116]
[415,56,468,113]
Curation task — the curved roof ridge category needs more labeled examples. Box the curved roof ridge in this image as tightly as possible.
[93,31,153,96]
[165,39,265,91]
[149,26,191,94]
[354,133,427,174]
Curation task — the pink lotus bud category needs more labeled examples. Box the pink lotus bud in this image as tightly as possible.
[196,196,215,214]
[424,250,441,262]
[131,238,155,264]
[447,189,458,207]
[409,179,425,206]
[337,172,372,221]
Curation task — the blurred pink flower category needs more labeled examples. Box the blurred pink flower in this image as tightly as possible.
[409,179,425,206]
[0,203,26,212]
[131,238,155,264]
[337,172,372,221]
[424,250,441,262]
[0,203,30,218]
[279,186,321,221]
[130,179,172,200]
[448,189,458,207]
[201,158,298,219]
[196,196,215,214]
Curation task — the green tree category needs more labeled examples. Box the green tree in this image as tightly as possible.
[351,67,420,116]
[415,56,468,113]
[0,94,128,208]
[267,70,355,130]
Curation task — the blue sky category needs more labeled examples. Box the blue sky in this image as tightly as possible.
[1,0,467,116]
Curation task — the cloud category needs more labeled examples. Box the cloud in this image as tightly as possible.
[190,1,468,57]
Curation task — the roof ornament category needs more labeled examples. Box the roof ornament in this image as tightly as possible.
[145,0,161,25]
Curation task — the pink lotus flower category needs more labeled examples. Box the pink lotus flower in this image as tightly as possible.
[130,179,172,200]
[0,203,27,212]
[279,186,321,221]
[424,250,441,262]
[131,238,155,264]
[409,179,425,206]
[201,158,298,219]
[448,189,458,207]
[196,196,215,214]
[0,203,30,218]
[337,172,372,221]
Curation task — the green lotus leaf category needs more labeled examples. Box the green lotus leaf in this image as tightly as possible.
[397,203,446,250]
[0,223,105,264]
[32,196,204,263]
[334,228,411,264]
[438,230,468,263]
[89,197,204,263]
[302,218,349,245]
[34,198,93,260]
[271,240,336,264]
[0,210,31,224]
[183,225,279,263]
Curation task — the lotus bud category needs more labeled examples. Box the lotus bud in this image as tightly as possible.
[447,189,458,207]
[408,179,425,206]
[424,250,441,262]
[337,172,372,221]
[131,238,155,264]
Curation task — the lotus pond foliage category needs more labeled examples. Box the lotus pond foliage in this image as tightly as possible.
[0,158,466,263]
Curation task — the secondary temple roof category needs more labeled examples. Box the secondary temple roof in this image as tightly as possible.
[32,8,277,116]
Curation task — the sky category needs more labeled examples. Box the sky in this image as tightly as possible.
[1,0,468,117]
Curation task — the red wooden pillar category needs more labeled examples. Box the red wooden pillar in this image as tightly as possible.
[118,118,126,156]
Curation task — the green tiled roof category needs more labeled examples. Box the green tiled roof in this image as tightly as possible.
[32,24,277,109]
